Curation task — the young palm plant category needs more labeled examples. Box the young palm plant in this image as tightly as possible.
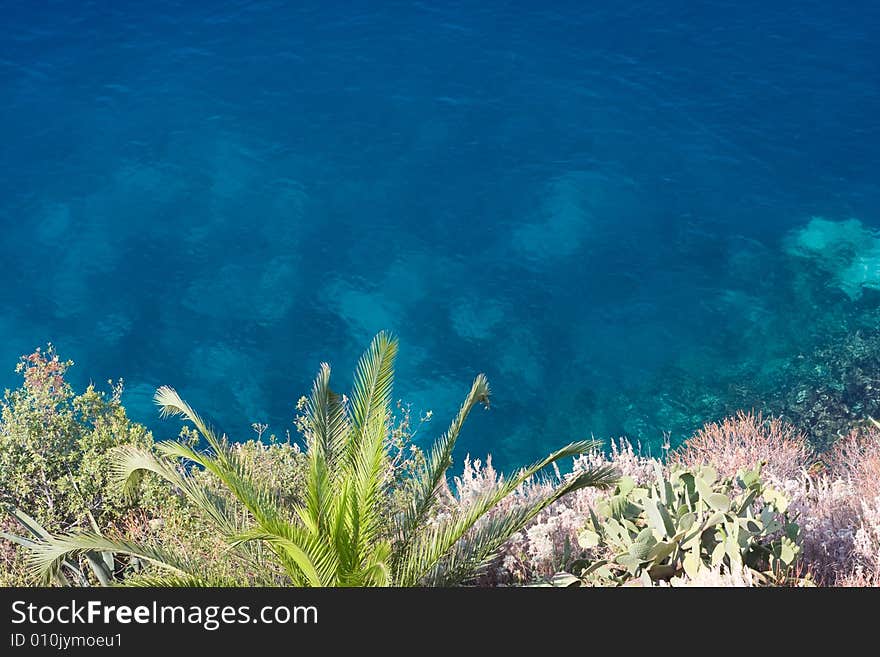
[15,332,618,586]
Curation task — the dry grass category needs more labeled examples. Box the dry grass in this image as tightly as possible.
[672,411,814,480]
[824,426,880,499]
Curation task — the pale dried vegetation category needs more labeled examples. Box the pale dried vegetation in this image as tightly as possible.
[447,414,880,586]
[671,411,814,481]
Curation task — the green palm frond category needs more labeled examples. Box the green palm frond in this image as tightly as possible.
[300,363,350,539]
[22,533,194,586]
[2,505,51,542]
[359,540,393,587]
[154,386,225,454]
[305,362,351,466]
[397,374,490,547]
[341,332,398,572]
[1,506,79,586]
[229,522,338,586]
[395,439,615,586]
[349,331,397,450]
[348,405,391,557]
[423,465,619,586]
[156,440,286,529]
[112,445,242,538]
[123,574,244,587]
[0,529,41,553]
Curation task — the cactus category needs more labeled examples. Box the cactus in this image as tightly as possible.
[569,462,802,585]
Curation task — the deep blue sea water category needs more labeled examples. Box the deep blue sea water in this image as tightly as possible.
[2,1,879,468]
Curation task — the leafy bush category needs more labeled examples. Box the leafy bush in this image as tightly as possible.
[569,462,802,586]
[13,333,618,586]
[0,347,314,586]
[0,347,156,527]
[0,346,159,585]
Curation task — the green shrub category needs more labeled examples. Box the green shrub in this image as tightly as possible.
[13,332,618,587]
[0,346,159,584]
[570,462,802,586]
[0,347,156,526]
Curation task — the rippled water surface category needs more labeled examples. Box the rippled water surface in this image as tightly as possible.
[2,1,879,466]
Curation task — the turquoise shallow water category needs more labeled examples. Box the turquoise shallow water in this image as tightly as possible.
[1,1,879,467]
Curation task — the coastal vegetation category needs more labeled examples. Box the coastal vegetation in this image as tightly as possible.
[1,335,879,587]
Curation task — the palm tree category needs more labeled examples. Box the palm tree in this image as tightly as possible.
[14,332,618,586]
